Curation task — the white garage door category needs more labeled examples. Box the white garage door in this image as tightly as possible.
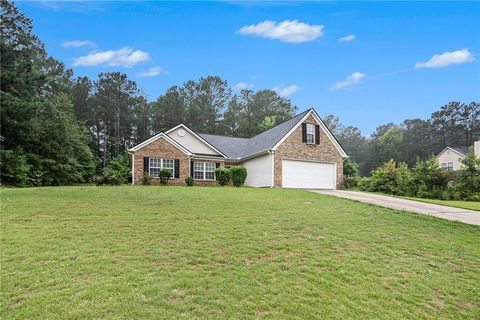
[282,160,336,189]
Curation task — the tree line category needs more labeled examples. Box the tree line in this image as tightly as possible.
[1,1,478,186]
[324,101,479,176]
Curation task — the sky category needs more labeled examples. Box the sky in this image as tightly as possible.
[17,1,480,134]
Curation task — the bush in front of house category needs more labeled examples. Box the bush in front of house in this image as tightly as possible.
[142,172,151,185]
[158,169,172,185]
[215,167,230,186]
[229,166,247,187]
[103,156,130,185]
[455,149,480,201]
[185,176,194,186]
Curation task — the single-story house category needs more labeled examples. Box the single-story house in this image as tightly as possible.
[436,140,480,171]
[128,108,348,189]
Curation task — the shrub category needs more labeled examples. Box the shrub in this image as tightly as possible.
[229,166,247,187]
[215,167,230,186]
[343,158,359,177]
[103,156,130,185]
[455,149,480,200]
[0,148,31,187]
[142,172,151,185]
[158,169,172,185]
[185,176,194,186]
[341,176,359,189]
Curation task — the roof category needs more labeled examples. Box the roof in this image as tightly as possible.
[452,147,469,156]
[199,109,311,159]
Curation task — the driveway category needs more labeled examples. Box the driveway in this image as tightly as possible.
[310,190,480,226]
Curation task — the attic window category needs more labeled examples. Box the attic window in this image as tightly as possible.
[306,124,315,144]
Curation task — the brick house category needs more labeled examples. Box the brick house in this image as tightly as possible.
[128,108,348,188]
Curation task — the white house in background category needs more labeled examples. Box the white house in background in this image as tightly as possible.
[436,139,480,171]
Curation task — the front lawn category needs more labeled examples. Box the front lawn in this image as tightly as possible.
[402,197,480,211]
[1,186,479,319]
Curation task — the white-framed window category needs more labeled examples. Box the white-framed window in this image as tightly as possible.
[441,162,454,171]
[149,158,174,177]
[306,123,315,144]
[193,162,216,180]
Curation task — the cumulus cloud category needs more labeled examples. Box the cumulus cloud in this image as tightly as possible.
[137,66,166,77]
[330,72,366,91]
[415,49,474,69]
[338,34,355,42]
[72,47,150,67]
[63,40,96,48]
[236,20,324,43]
[273,84,301,97]
[234,82,254,91]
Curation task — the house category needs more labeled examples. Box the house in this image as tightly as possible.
[436,140,480,171]
[128,108,348,189]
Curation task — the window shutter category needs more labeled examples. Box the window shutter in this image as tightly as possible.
[190,160,194,177]
[302,123,307,143]
[315,125,320,144]
[143,157,149,175]
[215,163,220,169]
[174,159,180,178]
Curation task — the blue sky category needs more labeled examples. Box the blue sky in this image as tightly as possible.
[18,1,480,134]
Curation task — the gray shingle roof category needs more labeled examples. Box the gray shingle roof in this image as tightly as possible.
[452,147,469,156]
[199,109,311,159]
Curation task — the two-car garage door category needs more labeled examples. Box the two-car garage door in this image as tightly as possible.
[282,160,336,189]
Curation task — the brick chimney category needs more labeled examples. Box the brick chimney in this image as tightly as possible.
[475,139,480,157]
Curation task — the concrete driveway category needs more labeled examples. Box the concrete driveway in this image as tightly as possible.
[310,190,480,226]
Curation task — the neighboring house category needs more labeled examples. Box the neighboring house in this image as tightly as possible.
[436,140,480,171]
[128,108,348,189]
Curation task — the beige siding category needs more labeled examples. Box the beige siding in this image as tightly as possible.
[243,153,273,187]
[167,127,221,155]
[436,149,465,171]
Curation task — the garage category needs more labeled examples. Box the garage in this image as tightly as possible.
[282,159,336,189]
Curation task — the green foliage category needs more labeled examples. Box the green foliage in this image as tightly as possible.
[341,176,360,190]
[185,176,194,186]
[0,148,31,187]
[103,156,130,185]
[456,149,480,201]
[158,169,172,185]
[343,158,359,177]
[229,166,247,187]
[142,172,151,185]
[215,167,230,186]
[367,160,412,196]
[258,116,276,131]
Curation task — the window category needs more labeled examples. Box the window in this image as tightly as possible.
[149,158,174,177]
[193,161,216,180]
[306,123,315,144]
[441,162,454,171]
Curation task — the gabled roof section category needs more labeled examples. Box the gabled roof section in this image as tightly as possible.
[437,146,468,158]
[199,134,250,159]
[165,124,228,158]
[128,132,192,155]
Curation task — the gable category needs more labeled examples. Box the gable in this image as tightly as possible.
[436,147,466,162]
[272,110,348,158]
[166,125,225,157]
[128,133,191,155]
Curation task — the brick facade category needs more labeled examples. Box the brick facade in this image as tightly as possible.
[132,137,224,186]
[273,114,344,188]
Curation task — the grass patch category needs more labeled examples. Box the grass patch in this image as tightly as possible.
[1,186,479,319]
[402,197,480,211]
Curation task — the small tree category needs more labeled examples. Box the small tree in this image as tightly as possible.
[103,156,130,185]
[456,149,480,200]
[158,169,172,185]
[229,166,247,187]
[215,167,230,186]
[343,158,359,177]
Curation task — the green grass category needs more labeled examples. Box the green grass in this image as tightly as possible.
[1,186,479,319]
[402,197,480,211]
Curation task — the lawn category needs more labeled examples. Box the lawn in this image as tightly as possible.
[1,186,479,319]
[402,197,480,211]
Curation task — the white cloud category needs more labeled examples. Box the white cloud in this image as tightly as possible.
[415,49,474,69]
[273,84,301,97]
[137,66,166,77]
[236,20,324,43]
[330,72,366,91]
[72,47,150,67]
[338,34,355,42]
[63,40,96,48]
[234,82,254,91]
